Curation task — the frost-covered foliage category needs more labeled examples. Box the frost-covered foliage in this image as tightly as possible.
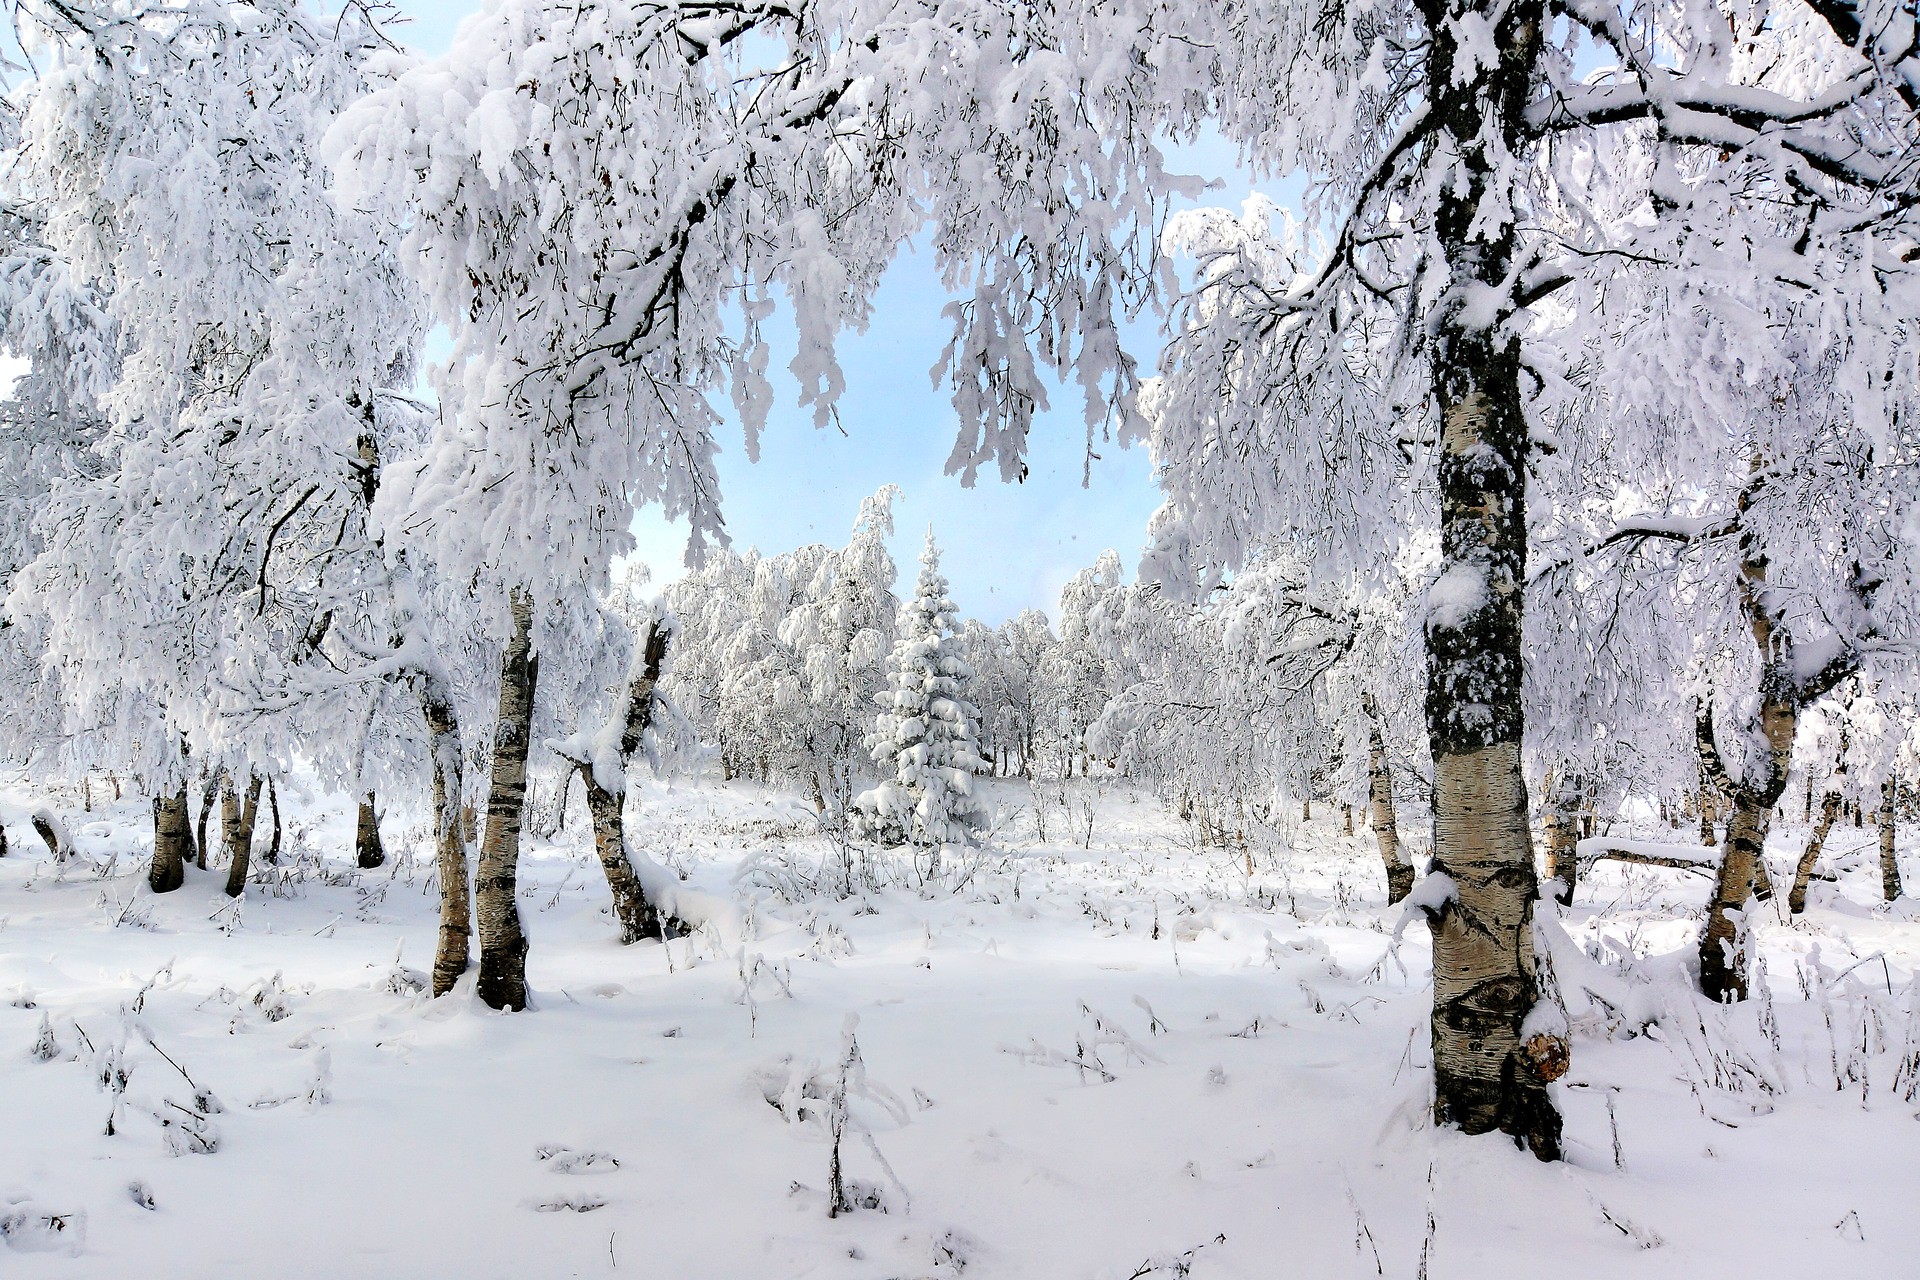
[776,488,902,809]
[0,0,1914,1178]
[1143,0,1920,589]
[1125,0,1920,829]
[0,98,109,762]
[324,0,1205,615]
[853,534,989,857]
[1087,551,1339,803]
[2,0,431,790]
[666,489,899,803]
[1051,553,1128,776]
[664,501,1117,796]
[1079,544,1429,835]
[955,612,1073,779]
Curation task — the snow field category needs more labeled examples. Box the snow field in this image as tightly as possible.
[1,775,1916,1278]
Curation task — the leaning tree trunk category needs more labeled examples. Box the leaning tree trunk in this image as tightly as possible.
[1416,0,1561,1162]
[194,769,222,871]
[420,673,470,996]
[150,786,190,893]
[1882,776,1903,902]
[567,619,673,944]
[1699,501,1805,1003]
[1788,787,1842,915]
[1788,749,1846,916]
[1361,692,1413,904]
[583,784,659,944]
[223,774,262,898]
[1541,770,1582,907]
[1695,700,1728,848]
[355,793,386,869]
[475,589,539,1011]
[32,811,69,863]
[264,776,282,866]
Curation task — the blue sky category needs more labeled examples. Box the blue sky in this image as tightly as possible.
[621,251,1170,625]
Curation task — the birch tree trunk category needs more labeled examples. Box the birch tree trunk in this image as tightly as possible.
[219,780,242,868]
[552,768,573,835]
[563,619,673,943]
[1705,784,1777,1001]
[1700,504,1803,1003]
[1882,776,1903,903]
[223,774,262,898]
[194,769,221,871]
[355,793,386,869]
[1788,785,1842,915]
[1542,770,1580,907]
[31,812,67,863]
[1362,692,1412,904]
[1415,0,1561,1160]
[420,673,470,996]
[584,784,659,943]
[475,589,538,1011]
[264,776,282,866]
[1695,701,1728,847]
[150,786,190,893]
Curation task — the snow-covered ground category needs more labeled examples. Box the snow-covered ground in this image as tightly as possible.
[2,773,1916,1278]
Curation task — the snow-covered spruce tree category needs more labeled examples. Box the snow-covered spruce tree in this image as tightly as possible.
[853,534,989,872]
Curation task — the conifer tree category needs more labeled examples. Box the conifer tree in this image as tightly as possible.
[854,533,990,870]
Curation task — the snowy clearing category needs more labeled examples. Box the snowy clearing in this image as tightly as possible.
[3,774,1915,1279]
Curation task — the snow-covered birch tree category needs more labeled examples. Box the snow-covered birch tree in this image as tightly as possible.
[1134,0,1920,1157]
[2,0,451,896]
